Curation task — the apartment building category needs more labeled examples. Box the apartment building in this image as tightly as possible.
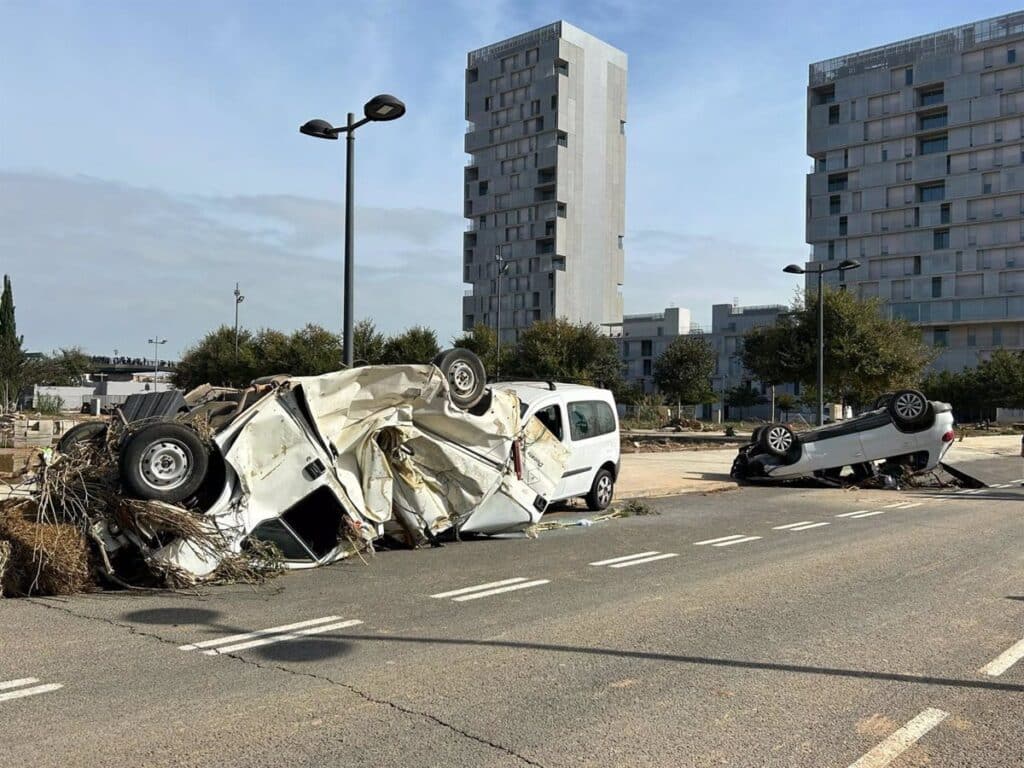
[607,306,691,393]
[462,21,627,342]
[807,12,1024,371]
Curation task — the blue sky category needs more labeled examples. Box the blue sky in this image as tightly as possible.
[0,0,1019,358]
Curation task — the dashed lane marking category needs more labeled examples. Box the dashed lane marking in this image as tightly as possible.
[787,521,831,532]
[590,552,659,566]
[711,536,762,547]
[694,534,748,545]
[979,636,1024,677]
[431,578,551,602]
[430,578,528,599]
[607,553,679,568]
[0,678,63,703]
[837,511,869,517]
[846,708,948,768]
[450,579,550,602]
[772,521,815,530]
[849,510,886,519]
[178,616,363,655]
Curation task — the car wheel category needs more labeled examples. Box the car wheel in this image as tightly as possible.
[119,422,209,503]
[760,424,796,457]
[58,422,108,453]
[586,468,615,511]
[873,393,893,410]
[434,348,486,410]
[887,389,929,428]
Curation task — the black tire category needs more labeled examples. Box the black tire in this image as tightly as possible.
[760,423,796,458]
[586,468,615,511]
[58,422,108,453]
[434,348,486,410]
[887,389,929,428]
[119,422,209,503]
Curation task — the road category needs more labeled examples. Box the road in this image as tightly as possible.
[2,455,1023,767]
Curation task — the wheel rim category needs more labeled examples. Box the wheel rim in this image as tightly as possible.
[767,427,792,453]
[447,360,476,398]
[894,393,924,420]
[597,475,613,506]
[139,439,192,491]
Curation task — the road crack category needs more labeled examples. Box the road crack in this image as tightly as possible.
[25,598,546,768]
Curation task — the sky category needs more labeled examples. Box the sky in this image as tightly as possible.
[1,0,1020,359]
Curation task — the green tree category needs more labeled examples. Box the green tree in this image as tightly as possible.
[251,328,291,374]
[725,381,764,420]
[286,324,343,376]
[353,319,386,366]
[505,319,624,388]
[741,289,934,407]
[175,326,257,389]
[451,323,515,378]
[22,347,94,388]
[652,334,716,406]
[382,325,441,365]
[0,274,25,410]
[775,392,797,420]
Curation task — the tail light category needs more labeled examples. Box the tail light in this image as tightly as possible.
[942,430,955,443]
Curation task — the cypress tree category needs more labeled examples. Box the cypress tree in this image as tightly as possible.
[0,274,25,410]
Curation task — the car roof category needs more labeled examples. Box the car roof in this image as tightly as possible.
[494,381,614,403]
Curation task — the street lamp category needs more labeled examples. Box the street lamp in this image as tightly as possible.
[300,94,407,368]
[494,248,511,380]
[233,282,245,363]
[148,336,167,392]
[782,259,861,426]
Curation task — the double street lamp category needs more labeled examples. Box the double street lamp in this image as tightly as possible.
[494,248,511,380]
[782,259,861,426]
[300,94,407,367]
[148,336,167,392]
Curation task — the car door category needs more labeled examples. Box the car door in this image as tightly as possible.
[562,400,605,498]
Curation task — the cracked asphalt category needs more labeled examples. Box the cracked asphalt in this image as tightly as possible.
[2,454,1023,767]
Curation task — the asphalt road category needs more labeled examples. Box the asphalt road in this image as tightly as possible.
[2,455,1023,767]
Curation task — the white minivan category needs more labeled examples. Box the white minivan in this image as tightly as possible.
[496,382,621,510]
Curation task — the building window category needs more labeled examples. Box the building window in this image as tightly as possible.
[839,216,848,236]
[994,326,1003,345]
[967,329,977,347]
[815,85,835,105]
[1010,49,1018,64]
[619,120,626,135]
[554,58,569,76]
[913,254,922,275]
[934,229,949,249]
[478,181,488,196]
[828,173,848,192]
[940,203,951,224]
[881,148,888,161]
[641,340,652,356]
[617,235,624,250]
[919,86,944,106]
[919,134,948,155]
[828,240,835,260]
[557,131,568,147]
[478,215,486,228]
[642,359,652,376]
[933,328,949,347]
[622,341,630,356]
[657,327,663,336]
[828,104,840,124]
[918,182,945,202]
[919,111,947,131]
[905,67,914,85]
[467,67,479,83]
[829,195,840,215]
[556,202,567,217]
[931,276,942,298]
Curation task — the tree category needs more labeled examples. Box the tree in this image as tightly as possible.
[285,324,342,376]
[741,289,934,407]
[505,319,624,389]
[451,323,514,378]
[652,334,716,406]
[22,348,94,388]
[775,392,797,420]
[175,326,257,389]
[922,351,1024,422]
[352,319,386,366]
[0,274,25,411]
[725,381,764,420]
[382,325,441,365]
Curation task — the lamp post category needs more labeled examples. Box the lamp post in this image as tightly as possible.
[148,336,167,392]
[233,282,245,363]
[494,248,511,380]
[782,259,861,426]
[300,94,407,368]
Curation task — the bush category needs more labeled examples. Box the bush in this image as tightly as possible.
[35,395,64,415]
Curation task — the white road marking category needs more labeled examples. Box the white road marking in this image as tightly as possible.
[451,579,550,602]
[608,553,679,568]
[0,679,63,703]
[849,510,886,518]
[711,536,762,547]
[202,619,363,655]
[992,483,1010,488]
[836,511,869,517]
[178,616,344,650]
[694,534,747,545]
[788,522,830,532]
[590,551,660,566]
[979,636,1024,677]
[772,521,815,530]
[882,502,906,508]
[958,489,984,495]
[431,578,528,599]
[846,708,948,768]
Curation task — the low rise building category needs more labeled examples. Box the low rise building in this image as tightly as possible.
[608,306,691,393]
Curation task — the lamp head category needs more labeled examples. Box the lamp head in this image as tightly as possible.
[299,119,339,139]
[364,94,406,121]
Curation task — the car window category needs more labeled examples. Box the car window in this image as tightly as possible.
[568,400,616,441]
[534,404,563,440]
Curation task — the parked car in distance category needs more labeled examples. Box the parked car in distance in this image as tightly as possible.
[731,389,956,483]
[495,382,620,510]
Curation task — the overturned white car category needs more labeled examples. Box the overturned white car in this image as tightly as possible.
[58,350,569,582]
[730,389,956,484]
